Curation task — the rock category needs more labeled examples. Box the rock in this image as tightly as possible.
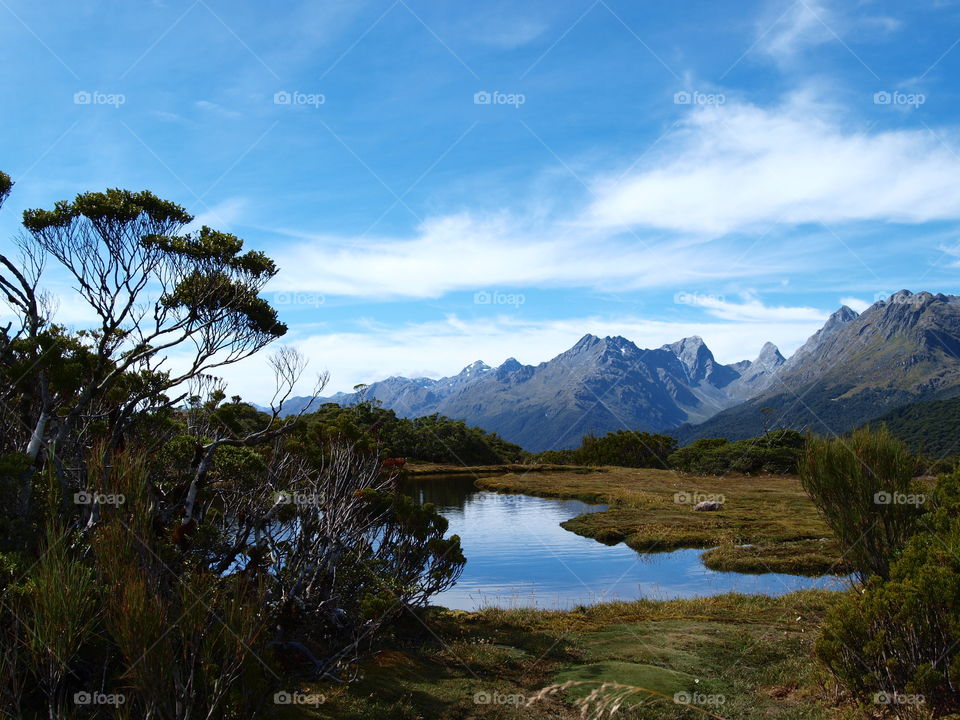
[693,500,724,511]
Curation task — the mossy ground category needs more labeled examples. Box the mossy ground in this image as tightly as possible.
[474,467,851,576]
[304,591,859,720]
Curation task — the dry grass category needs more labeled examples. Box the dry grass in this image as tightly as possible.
[313,591,851,720]
[474,467,846,575]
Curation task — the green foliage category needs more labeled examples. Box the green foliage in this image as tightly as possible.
[0,173,468,718]
[816,471,960,714]
[22,187,192,231]
[0,453,35,557]
[304,401,527,464]
[536,430,676,468]
[0,171,11,208]
[22,519,100,719]
[668,430,805,475]
[800,427,923,581]
[862,394,960,460]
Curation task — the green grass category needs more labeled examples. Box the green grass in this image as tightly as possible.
[702,539,849,575]
[309,591,854,720]
[474,467,848,575]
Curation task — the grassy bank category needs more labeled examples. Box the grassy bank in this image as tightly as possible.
[474,467,850,576]
[404,462,602,476]
[307,590,849,719]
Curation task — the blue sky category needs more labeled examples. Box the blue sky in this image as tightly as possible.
[3,0,960,399]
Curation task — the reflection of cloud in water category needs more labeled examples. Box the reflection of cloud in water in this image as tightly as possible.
[404,478,848,611]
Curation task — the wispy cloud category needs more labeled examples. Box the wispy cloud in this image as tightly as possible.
[269,211,800,298]
[682,292,827,322]
[760,0,837,61]
[839,296,871,312]
[187,197,248,232]
[588,93,960,234]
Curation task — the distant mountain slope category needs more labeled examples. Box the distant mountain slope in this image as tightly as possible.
[863,394,960,457]
[676,291,960,443]
[272,333,784,452]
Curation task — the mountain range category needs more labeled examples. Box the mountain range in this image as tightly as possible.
[678,290,960,443]
[269,290,960,452]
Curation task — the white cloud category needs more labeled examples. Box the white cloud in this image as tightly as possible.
[682,292,827,322]
[269,212,806,299]
[186,197,248,232]
[760,0,836,61]
[264,93,960,301]
[839,296,871,312]
[757,0,900,63]
[588,95,960,235]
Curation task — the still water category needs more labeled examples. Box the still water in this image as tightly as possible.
[404,475,848,611]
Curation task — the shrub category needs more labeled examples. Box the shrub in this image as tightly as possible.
[800,427,923,581]
[534,430,676,468]
[816,472,960,714]
[668,431,805,475]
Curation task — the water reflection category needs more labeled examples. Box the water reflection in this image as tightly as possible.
[402,474,848,611]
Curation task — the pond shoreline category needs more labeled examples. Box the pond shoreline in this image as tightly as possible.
[409,464,850,576]
[402,472,848,612]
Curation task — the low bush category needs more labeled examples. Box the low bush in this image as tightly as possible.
[800,427,923,581]
[816,472,960,715]
[668,431,805,475]
[535,430,676,468]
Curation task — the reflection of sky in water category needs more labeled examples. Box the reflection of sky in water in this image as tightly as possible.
[405,477,849,611]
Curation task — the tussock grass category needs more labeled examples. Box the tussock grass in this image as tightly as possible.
[476,467,844,575]
[314,591,850,720]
